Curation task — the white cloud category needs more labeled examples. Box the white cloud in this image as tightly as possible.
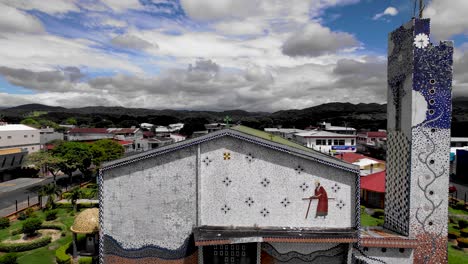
[282,23,359,57]
[0,3,45,33]
[102,18,128,28]
[100,0,142,12]
[425,0,468,40]
[111,34,158,50]
[373,7,399,20]
[2,0,79,15]
[0,33,141,73]
[180,0,260,21]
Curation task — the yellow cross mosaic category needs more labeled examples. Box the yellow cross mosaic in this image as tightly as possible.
[223,152,231,160]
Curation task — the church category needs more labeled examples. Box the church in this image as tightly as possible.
[98,18,453,264]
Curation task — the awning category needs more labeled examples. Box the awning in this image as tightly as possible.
[361,171,385,193]
[193,226,358,246]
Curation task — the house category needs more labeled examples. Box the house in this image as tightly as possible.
[263,128,307,140]
[39,127,64,148]
[318,122,356,135]
[293,130,356,154]
[205,123,226,133]
[100,125,361,263]
[67,128,113,141]
[334,153,385,176]
[360,171,386,209]
[356,131,387,146]
[108,128,142,141]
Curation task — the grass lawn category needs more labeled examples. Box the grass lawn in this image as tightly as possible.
[449,207,468,216]
[361,209,384,227]
[448,242,468,264]
[0,207,77,264]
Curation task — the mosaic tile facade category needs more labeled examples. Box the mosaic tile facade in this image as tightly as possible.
[381,18,453,264]
[261,243,348,264]
[199,137,357,229]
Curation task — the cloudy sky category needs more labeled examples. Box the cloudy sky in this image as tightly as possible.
[0,0,467,112]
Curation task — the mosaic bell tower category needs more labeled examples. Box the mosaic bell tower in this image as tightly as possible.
[385,18,453,263]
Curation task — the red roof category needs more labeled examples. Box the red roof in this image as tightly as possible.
[112,128,139,134]
[361,171,386,193]
[143,131,155,138]
[334,152,384,164]
[68,128,109,134]
[117,140,133,145]
[366,131,387,138]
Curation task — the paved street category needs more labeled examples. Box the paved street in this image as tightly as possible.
[0,172,88,217]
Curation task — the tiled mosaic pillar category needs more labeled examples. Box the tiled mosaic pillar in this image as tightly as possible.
[385,18,453,263]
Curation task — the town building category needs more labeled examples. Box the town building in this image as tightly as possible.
[450,137,468,147]
[360,170,385,209]
[263,128,307,140]
[334,153,385,176]
[294,130,357,154]
[39,127,64,148]
[67,128,113,141]
[205,123,226,133]
[356,131,387,146]
[318,122,356,135]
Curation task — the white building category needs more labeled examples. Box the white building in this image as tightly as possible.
[294,130,356,153]
[451,137,468,147]
[264,128,307,140]
[318,122,356,135]
[39,127,64,148]
[0,124,40,154]
[67,128,113,141]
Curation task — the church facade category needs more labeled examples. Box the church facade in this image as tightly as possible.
[98,18,453,264]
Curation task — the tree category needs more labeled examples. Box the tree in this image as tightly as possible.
[25,151,63,182]
[39,183,61,210]
[52,142,92,183]
[22,218,42,237]
[90,139,125,167]
[63,188,82,212]
[64,117,77,125]
[20,118,40,128]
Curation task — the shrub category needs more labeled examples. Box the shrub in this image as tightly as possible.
[22,218,43,236]
[45,209,58,221]
[0,217,9,229]
[455,201,466,210]
[458,219,468,229]
[40,223,65,231]
[10,229,22,236]
[0,253,18,264]
[372,209,385,219]
[17,213,27,221]
[55,242,72,264]
[457,237,468,248]
[0,236,51,252]
[460,228,468,238]
[24,208,36,218]
[78,257,93,264]
[449,230,459,239]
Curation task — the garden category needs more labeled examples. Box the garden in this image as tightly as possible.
[0,183,98,264]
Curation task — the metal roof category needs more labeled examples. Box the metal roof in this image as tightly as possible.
[102,126,359,173]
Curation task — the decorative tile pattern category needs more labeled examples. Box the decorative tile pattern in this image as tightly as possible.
[260,178,270,187]
[295,165,305,174]
[260,208,270,217]
[222,177,232,187]
[223,152,231,160]
[262,243,347,262]
[202,156,212,166]
[300,182,309,191]
[221,204,231,214]
[331,183,341,193]
[244,197,254,207]
[280,198,291,207]
[245,153,254,163]
[336,200,345,210]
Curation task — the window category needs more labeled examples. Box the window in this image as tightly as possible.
[316,139,326,145]
[24,135,28,138]
[1,158,5,168]
[351,139,355,145]
[31,135,34,137]
[328,139,332,145]
[333,139,338,145]
[32,147,35,150]
[338,140,345,145]
[7,136,11,139]
[11,156,15,166]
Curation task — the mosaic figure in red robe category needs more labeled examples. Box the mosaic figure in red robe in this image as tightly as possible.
[312,181,328,218]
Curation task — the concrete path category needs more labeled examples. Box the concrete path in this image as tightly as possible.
[57,199,98,204]
[0,178,45,193]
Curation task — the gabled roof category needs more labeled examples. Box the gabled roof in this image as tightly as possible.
[294,130,356,138]
[68,128,109,134]
[361,171,385,193]
[334,153,385,164]
[101,125,359,173]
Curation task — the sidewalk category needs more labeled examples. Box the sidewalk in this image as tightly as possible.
[56,199,98,204]
[0,177,45,193]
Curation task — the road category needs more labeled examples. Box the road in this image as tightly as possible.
[0,172,88,217]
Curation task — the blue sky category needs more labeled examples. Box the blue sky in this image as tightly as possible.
[0,0,466,111]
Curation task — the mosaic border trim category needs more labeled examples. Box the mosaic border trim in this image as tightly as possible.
[262,243,347,262]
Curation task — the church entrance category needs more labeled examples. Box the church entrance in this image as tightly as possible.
[203,243,258,264]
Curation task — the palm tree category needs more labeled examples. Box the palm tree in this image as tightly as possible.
[63,187,82,212]
[39,183,61,210]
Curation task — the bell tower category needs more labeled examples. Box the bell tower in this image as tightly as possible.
[385,18,453,263]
